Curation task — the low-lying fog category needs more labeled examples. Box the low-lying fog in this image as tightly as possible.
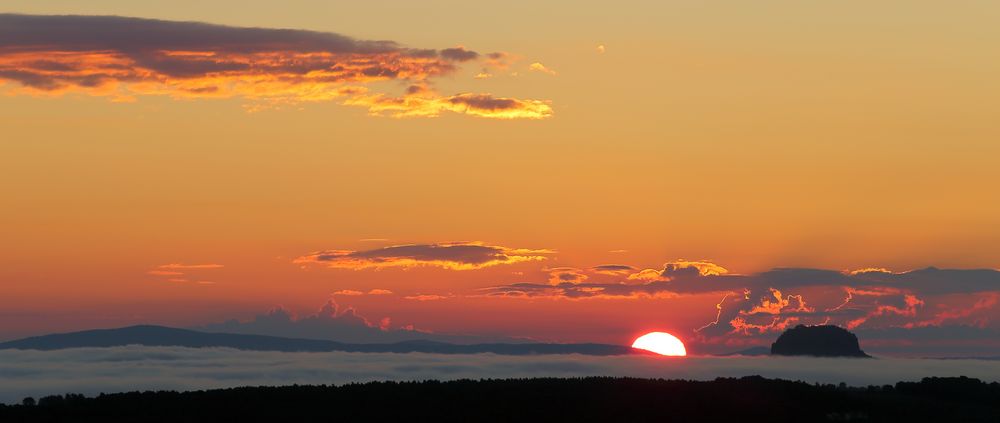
[1,346,997,404]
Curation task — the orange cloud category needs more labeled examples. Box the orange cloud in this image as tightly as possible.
[148,263,223,284]
[345,91,553,119]
[404,294,451,301]
[590,264,636,276]
[744,288,813,315]
[528,62,558,76]
[628,260,728,282]
[846,294,924,329]
[294,242,552,271]
[904,292,1000,329]
[0,14,552,119]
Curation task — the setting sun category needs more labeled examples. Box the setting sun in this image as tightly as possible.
[632,332,687,356]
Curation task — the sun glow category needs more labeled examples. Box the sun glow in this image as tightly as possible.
[631,332,687,356]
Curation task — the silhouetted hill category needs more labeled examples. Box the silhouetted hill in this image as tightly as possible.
[771,325,870,357]
[1,376,997,422]
[0,325,635,356]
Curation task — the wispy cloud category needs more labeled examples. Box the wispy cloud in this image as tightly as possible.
[147,263,223,284]
[0,14,552,119]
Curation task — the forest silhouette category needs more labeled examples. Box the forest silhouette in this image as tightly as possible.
[1,376,997,422]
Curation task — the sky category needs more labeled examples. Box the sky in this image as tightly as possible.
[1,1,999,354]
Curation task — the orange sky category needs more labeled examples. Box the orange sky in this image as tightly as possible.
[1,1,999,353]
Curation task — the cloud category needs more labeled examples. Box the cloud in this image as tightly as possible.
[1,346,999,404]
[596,45,606,54]
[333,290,365,296]
[484,264,1000,339]
[905,292,1000,329]
[590,264,636,276]
[439,47,479,62]
[195,300,516,344]
[156,264,224,269]
[403,294,451,301]
[345,91,553,119]
[148,263,222,284]
[528,62,557,76]
[368,289,394,295]
[0,14,552,119]
[294,242,551,271]
[627,260,729,282]
[545,267,588,285]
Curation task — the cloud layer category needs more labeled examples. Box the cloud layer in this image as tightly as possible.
[0,14,552,118]
[483,264,1000,343]
[1,346,997,404]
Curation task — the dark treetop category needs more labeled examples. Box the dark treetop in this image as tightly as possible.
[1,376,997,422]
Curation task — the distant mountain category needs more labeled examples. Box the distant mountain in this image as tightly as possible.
[0,326,636,356]
[771,325,870,358]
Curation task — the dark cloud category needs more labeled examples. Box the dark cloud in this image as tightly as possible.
[446,93,519,111]
[590,264,636,276]
[295,242,550,270]
[0,14,399,55]
[439,47,479,62]
[0,14,553,118]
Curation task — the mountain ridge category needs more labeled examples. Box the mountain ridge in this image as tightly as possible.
[0,325,637,356]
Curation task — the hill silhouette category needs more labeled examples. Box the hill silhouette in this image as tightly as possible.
[0,325,636,356]
[1,376,997,422]
[771,325,870,357]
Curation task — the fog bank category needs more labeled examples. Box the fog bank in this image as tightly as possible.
[1,346,997,404]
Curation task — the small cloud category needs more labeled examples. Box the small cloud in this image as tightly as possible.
[474,72,493,79]
[157,263,224,269]
[149,263,223,284]
[545,267,588,285]
[368,289,394,295]
[333,290,365,296]
[484,52,517,70]
[528,62,557,76]
[404,294,451,301]
[596,44,606,54]
[590,264,636,276]
[439,46,479,62]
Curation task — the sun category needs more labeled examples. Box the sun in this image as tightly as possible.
[631,332,687,356]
